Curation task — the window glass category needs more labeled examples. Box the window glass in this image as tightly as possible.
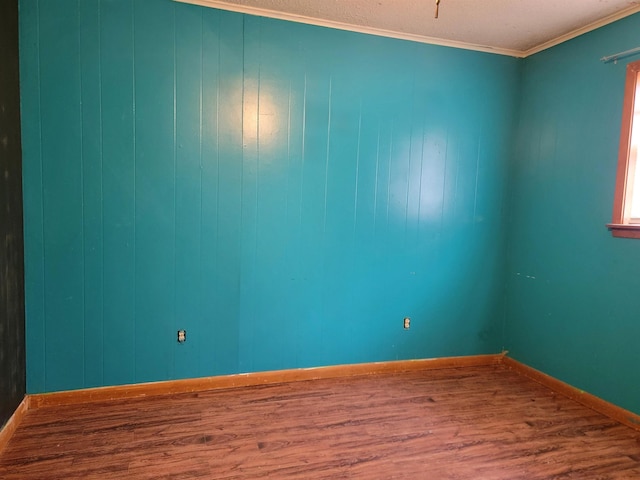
[630,75,640,221]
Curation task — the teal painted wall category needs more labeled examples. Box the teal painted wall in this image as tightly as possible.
[506,13,640,414]
[20,0,520,393]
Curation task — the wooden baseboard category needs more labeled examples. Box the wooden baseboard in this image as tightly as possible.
[0,396,29,455]
[503,356,640,432]
[13,354,640,435]
[29,354,504,408]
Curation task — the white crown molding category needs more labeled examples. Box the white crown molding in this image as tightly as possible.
[174,0,523,57]
[175,0,640,59]
[523,4,640,57]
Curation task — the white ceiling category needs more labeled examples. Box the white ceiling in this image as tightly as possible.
[176,0,640,57]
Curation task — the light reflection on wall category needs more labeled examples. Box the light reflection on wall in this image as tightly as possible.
[389,128,449,224]
[420,129,449,223]
[242,82,286,158]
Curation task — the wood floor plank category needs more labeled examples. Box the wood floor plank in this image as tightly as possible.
[2,365,640,479]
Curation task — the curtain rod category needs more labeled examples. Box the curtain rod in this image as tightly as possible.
[601,46,640,64]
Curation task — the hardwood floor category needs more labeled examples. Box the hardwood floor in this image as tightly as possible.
[1,365,639,479]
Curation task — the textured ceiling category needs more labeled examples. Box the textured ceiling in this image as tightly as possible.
[176,0,640,56]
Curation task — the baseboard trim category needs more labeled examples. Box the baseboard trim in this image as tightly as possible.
[29,354,504,408]
[0,396,30,455]
[20,354,640,433]
[503,356,640,432]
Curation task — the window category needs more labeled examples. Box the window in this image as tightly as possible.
[609,59,640,238]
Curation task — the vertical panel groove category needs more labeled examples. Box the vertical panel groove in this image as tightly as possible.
[416,121,427,235]
[473,135,481,222]
[172,4,177,377]
[323,76,333,235]
[98,0,105,386]
[299,73,307,230]
[440,132,449,230]
[197,8,204,369]
[77,0,86,387]
[198,11,204,345]
[36,0,47,391]
[131,0,137,381]
[285,79,292,228]
[353,105,362,238]
[255,21,261,288]
[373,121,380,234]
[215,12,220,266]
[404,115,413,243]
[386,123,393,227]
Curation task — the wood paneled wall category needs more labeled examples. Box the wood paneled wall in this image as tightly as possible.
[505,12,640,416]
[20,0,520,394]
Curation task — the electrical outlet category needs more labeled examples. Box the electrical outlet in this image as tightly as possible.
[403,317,410,330]
[177,329,186,343]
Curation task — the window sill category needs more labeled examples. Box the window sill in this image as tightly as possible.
[607,223,640,239]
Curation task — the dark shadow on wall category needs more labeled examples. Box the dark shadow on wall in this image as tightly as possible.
[0,0,27,427]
